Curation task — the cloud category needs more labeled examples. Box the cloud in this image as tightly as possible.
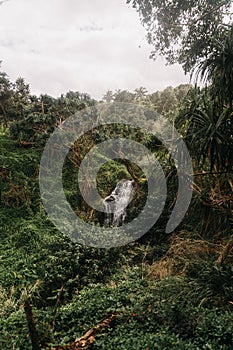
[0,0,189,99]
[0,0,10,6]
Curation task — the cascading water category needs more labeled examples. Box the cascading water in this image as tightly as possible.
[104,179,134,227]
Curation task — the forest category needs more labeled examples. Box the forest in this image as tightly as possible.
[0,0,233,349]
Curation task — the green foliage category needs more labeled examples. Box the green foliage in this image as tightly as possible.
[101,85,192,121]
[191,264,233,305]
[127,0,233,74]
[0,69,13,126]
[0,127,232,349]
[47,272,233,349]
[9,90,95,146]
[196,25,233,107]
[10,112,57,145]
[176,87,233,171]
[0,65,232,350]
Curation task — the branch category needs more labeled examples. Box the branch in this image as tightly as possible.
[24,299,40,350]
[193,170,233,176]
[51,285,65,332]
[50,313,118,350]
[191,0,231,26]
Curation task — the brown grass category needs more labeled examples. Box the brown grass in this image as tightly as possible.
[147,231,222,279]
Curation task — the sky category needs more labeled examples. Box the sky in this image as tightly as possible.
[0,0,190,100]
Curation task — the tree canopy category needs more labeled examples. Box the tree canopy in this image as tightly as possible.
[127,0,233,74]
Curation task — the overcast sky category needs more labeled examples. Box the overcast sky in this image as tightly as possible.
[0,0,190,100]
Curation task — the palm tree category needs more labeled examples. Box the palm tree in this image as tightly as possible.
[176,88,233,172]
[134,87,148,101]
[102,90,114,103]
[196,25,233,108]
[178,26,233,172]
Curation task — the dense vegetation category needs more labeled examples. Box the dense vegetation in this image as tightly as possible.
[0,1,233,349]
[0,75,232,349]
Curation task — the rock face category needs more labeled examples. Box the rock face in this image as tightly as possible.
[103,179,134,227]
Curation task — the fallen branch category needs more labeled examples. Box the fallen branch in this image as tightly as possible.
[50,313,117,350]
[19,140,37,147]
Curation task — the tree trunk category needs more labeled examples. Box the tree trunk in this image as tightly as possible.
[24,299,40,350]
[0,101,7,127]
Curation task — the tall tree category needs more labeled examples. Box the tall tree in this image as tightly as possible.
[176,87,233,172]
[0,68,12,126]
[158,86,178,114]
[196,25,233,107]
[134,86,148,101]
[114,89,135,102]
[102,90,114,103]
[174,84,193,102]
[127,0,233,74]
[13,77,30,119]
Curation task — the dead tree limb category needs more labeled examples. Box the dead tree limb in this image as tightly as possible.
[50,313,117,350]
[24,299,40,350]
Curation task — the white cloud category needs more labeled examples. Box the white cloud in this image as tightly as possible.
[0,0,189,99]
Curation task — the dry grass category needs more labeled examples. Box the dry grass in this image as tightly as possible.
[0,286,16,317]
[147,231,222,279]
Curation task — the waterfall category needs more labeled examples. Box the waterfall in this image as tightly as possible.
[103,179,134,227]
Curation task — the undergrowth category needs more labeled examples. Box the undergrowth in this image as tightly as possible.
[0,131,232,349]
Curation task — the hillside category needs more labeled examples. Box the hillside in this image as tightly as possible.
[0,65,233,349]
[0,113,232,349]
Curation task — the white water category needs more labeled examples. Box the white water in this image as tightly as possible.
[104,179,134,227]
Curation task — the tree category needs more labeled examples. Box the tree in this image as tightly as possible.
[127,0,233,74]
[147,85,192,117]
[176,87,233,172]
[134,86,148,101]
[0,68,12,126]
[55,91,95,121]
[102,90,114,103]
[158,86,178,114]
[113,89,135,102]
[174,84,193,102]
[39,94,57,114]
[196,25,233,107]
[12,77,30,119]
[175,25,233,173]
[14,77,30,98]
